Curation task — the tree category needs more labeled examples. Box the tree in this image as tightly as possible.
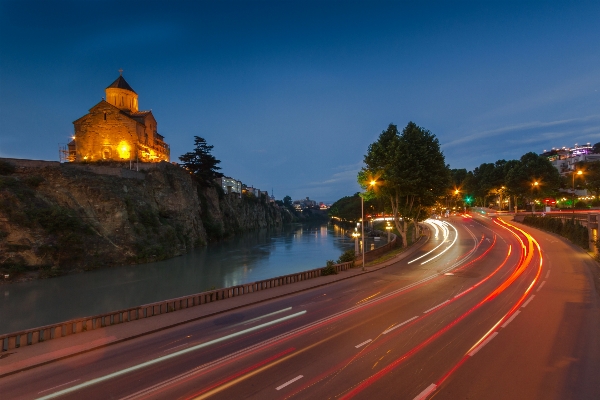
[283,195,293,208]
[360,122,451,247]
[504,152,560,210]
[328,193,362,222]
[179,136,223,186]
[582,161,600,198]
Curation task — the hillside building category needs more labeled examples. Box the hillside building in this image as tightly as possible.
[68,73,170,163]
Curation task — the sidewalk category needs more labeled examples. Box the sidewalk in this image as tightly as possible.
[0,235,428,378]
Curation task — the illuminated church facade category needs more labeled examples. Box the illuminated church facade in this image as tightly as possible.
[69,73,170,162]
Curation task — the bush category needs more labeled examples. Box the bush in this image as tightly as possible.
[23,175,45,188]
[522,215,589,249]
[337,249,356,264]
[575,201,588,209]
[321,260,338,275]
[0,160,16,175]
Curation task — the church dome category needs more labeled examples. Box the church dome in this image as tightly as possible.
[106,75,137,94]
[105,73,138,112]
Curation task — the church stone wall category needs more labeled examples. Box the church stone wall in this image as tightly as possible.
[74,102,140,162]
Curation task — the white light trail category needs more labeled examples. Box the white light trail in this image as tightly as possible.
[36,311,307,400]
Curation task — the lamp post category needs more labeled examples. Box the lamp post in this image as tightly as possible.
[572,170,583,214]
[385,222,393,242]
[361,180,377,271]
[531,181,539,215]
[352,228,360,256]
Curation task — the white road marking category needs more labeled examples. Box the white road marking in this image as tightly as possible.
[36,311,307,400]
[536,281,546,292]
[423,300,450,314]
[276,375,304,391]
[242,307,293,325]
[545,270,550,279]
[501,310,521,328]
[413,383,437,400]
[522,295,535,308]
[355,339,372,348]
[454,287,473,298]
[38,380,80,394]
[163,343,189,352]
[468,332,498,356]
[382,316,419,335]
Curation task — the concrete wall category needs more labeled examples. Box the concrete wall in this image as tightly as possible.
[0,260,355,352]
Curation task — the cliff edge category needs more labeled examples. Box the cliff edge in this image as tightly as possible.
[0,159,290,281]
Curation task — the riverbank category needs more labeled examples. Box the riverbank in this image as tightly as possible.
[0,222,371,334]
[0,232,427,377]
[0,158,290,283]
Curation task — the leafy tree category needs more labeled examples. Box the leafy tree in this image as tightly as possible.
[179,136,223,186]
[360,122,450,247]
[450,168,468,188]
[328,193,362,222]
[504,152,560,210]
[583,161,600,198]
[283,195,293,208]
[462,160,507,207]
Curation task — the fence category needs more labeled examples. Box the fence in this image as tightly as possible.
[361,233,398,264]
[0,261,354,352]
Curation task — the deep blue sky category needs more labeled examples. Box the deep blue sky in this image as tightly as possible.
[1,1,600,202]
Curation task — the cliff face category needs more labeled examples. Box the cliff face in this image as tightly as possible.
[0,159,288,281]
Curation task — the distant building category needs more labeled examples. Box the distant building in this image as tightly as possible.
[69,73,170,163]
[542,143,600,175]
[218,176,242,195]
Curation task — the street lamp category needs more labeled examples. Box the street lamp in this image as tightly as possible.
[385,221,393,242]
[531,181,539,215]
[352,228,360,256]
[572,170,583,214]
[360,180,377,271]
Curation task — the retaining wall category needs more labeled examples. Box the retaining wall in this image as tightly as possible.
[0,261,354,352]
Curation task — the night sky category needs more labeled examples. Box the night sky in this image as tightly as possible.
[1,1,600,202]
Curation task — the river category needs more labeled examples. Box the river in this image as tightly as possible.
[0,222,388,334]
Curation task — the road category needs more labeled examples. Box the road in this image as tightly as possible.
[1,215,599,399]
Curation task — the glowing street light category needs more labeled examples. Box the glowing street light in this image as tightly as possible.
[360,180,377,271]
[572,170,583,214]
[352,229,360,255]
[531,181,539,214]
[385,222,393,242]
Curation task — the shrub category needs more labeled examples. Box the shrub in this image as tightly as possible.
[522,215,589,249]
[337,249,356,264]
[321,260,337,275]
[0,160,16,175]
[23,175,45,188]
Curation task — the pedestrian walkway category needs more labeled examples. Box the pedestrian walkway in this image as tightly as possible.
[0,235,428,378]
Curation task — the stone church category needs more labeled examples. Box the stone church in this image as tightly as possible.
[69,73,170,163]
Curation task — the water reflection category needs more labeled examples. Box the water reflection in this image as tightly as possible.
[0,222,387,334]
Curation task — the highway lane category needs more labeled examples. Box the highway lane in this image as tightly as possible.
[434,215,600,400]
[3,215,595,399]
[1,216,523,399]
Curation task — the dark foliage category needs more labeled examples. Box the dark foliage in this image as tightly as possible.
[0,160,16,175]
[522,216,589,249]
[179,136,223,187]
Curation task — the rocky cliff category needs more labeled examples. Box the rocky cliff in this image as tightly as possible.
[0,159,289,281]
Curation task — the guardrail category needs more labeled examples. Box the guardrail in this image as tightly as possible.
[0,261,354,352]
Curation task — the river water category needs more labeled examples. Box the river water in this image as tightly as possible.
[0,222,388,334]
